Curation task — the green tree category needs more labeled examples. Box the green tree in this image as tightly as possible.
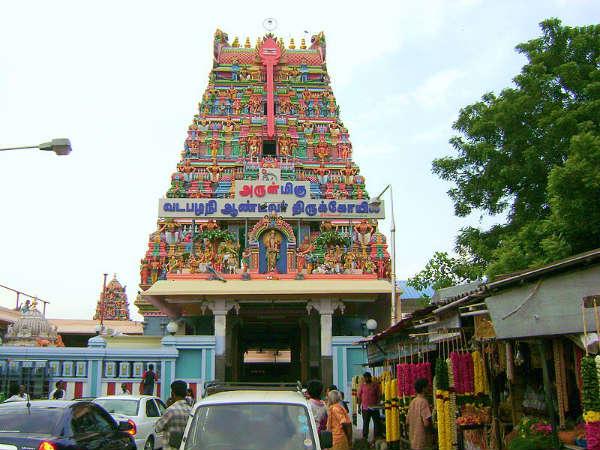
[407,251,483,294]
[430,18,600,279]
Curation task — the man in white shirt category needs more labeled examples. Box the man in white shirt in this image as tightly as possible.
[4,385,29,402]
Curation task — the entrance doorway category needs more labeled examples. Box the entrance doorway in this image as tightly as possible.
[228,304,313,383]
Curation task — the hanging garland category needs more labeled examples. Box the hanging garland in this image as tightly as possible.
[447,357,457,450]
[436,358,450,391]
[553,340,567,428]
[436,389,451,450]
[582,356,600,412]
[582,354,600,450]
[472,350,489,395]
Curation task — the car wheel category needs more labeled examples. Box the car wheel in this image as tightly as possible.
[144,436,154,450]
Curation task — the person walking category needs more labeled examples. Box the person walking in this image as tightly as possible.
[306,380,328,433]
[120,383,131,395]
[357,372,381,444]
[328,385,350,413]
[407,378,432,450]
[141,364,158,395]
[327,390,353,450]
[155,380,192,450]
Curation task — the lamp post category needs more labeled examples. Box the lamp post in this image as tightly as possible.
[0,138,72,156]
[369,184,397,325]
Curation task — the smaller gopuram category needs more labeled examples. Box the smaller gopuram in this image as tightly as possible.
[94,275,131,321]
[136,29,394,387]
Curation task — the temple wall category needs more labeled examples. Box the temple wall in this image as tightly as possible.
[0,335,215,402]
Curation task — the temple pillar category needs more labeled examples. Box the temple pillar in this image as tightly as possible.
[203,300,240,381]
[307,299,345,387]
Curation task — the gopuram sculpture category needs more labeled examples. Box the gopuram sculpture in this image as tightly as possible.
[135,29,391,299]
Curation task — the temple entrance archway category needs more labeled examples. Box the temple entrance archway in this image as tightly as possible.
[227,303,317,383]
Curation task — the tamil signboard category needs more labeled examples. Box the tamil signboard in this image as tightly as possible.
[158,198,385,220]
[159,168,385,219]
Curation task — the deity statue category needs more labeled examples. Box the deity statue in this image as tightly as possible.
[278,134,293,159]
[241,248,251,273]
[232,98,242,115]
[222,117,234,134]
[247,135,261,160]
[314,135,330,161]
[207,164,224,182]
[338,143,351,160]
[354,219,374,247]
[140,259,150,284]
[296,237,313,272]
[231,59,240,81]
[209,139,220,161]
[263,230,282,273]
[168,255,180,274]
[299,58,309,82]
[188,254,199,274]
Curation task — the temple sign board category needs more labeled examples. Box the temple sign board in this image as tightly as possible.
[159,197,384,219]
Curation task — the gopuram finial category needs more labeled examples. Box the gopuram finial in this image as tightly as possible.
[289,38,296,49]
[300,38,306,49]
[244,37,251,48]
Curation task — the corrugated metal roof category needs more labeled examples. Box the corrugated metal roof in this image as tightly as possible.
[430,280,483,305]
[396,280,434,299]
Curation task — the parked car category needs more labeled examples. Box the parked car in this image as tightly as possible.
[94,395,166,450]
[0,400,136,450]
[182,386,333,450]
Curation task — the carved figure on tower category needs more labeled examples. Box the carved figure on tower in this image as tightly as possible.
[264,229,282,273]
[354,219,374,247]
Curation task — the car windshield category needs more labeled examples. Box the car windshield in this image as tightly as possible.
[94,399,139,416]
[185,403,316,450]
[0,407,63,434]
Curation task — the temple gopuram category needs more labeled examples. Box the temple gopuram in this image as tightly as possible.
[94,275,131,322]
[136,29,393,385]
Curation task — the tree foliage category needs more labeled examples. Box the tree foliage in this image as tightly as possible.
[407,251,483,293]
[428,19,600,279]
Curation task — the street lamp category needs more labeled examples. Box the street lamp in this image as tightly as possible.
[166,321,179,336]
[369,184,397,326]
[0,138,72,156]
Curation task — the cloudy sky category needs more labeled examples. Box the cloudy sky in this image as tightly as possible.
[0,0,597,321]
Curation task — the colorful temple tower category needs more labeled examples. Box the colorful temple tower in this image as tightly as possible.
[137,30,392,385]
[94,275,131,321]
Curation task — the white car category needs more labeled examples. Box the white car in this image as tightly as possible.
[94,395,166,450]
[181,389,332,450]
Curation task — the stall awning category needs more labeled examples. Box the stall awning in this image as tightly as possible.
[143,278,392,298]
[486,264,600,339]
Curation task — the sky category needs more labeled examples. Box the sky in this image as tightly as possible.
[0,0,598,321]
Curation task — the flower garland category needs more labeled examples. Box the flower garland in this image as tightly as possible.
[436,389,448,450]
[447,358,457,450]
[553,340,567,428]
[396,362,432,397]
[436,358,450,391]
[582,356,600,411]
[472,351,489,395]
[581,355,600,450]
[449,352,475,395]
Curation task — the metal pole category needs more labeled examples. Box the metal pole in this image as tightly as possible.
[389,185,397,325]
[0,145,37,151]
[101,273,108,328]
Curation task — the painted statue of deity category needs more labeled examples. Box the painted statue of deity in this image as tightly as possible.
[241,248,251,273]
[278,134,293,159]
[263,230,282,273]
[354,219,374,247]
[296,236,314,272]
[222,117,234,134]
[247,135,261,160]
